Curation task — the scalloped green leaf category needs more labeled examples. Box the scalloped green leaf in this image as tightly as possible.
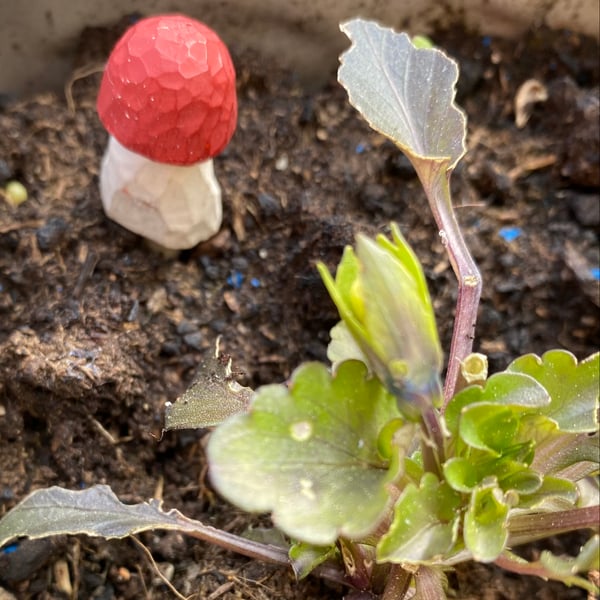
[507,350,599,432]
[444,455,541,495]
[517,476,578,510]
[445,372,550,437]
[207,361,406,545]
[338,19,466,169]
[377,473,461,563]
[459,404,521,456]
[519,414,599,479]
[464,482,509,562]
[483,372,551,407]
[444,457,479,492]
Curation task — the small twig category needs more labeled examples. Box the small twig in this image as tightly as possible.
[70,539,81,600]
[136,563,150,600]
[131,535,189,600]
[73,250,98,298]
[64,62,106,114]
[88,416,118,445]
[207,581,235,600]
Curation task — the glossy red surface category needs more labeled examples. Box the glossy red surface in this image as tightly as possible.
[97,14,237,165]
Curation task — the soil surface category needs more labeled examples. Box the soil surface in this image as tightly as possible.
[0,16,598,600]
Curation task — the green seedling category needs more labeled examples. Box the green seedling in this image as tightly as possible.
[0,18,597,599]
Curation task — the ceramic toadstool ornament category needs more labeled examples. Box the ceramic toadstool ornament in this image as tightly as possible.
[97,14,237,249]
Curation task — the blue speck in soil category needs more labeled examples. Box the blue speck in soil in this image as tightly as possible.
[499,226,522,243]
[355,142,367,154]
[2,543,19,555]
[250,277,261,288]
[227,270,244,289]
[482,36,492,48]
[590,267,600,281]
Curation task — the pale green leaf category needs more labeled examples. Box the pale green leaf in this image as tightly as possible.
[482,372,550,407]
[464,482,509,562]
[0,485,201,548]
[208,361,405,545]
[517,476,578,510]
[338,19,466,168]
[459,404,521,456]
[444,455,541,495]
[445,372,550,438]
[377,473,461,563]
[507,350,599,432]
[531,427,599,479]
[355,233,442,395]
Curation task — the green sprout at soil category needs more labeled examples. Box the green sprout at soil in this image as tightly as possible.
[0,17,598,600]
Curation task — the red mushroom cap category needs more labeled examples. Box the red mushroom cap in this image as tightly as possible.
[97,14,237,165]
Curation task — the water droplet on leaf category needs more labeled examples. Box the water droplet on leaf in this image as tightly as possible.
[290,421,312,441]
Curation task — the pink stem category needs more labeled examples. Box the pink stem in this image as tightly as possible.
[417,162,482,406]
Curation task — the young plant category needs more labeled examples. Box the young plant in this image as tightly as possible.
[0,18,597,600]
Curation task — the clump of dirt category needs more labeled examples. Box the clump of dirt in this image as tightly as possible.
[0,17,598,600]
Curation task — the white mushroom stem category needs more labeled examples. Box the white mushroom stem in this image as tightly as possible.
[99,136,222,250]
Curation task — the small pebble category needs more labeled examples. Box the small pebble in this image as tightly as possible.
[183,332,203,350]
[231,256,248,270]
[257,192,279,217]
[36,216,68,251]
[161,341,181,356]
[199,256,221,281]
[316,128,328,141]
[176,320,199,335]
[3,181,28,206]
[0,159,13,183]
[274,154,288,171]
[569,193,600,227]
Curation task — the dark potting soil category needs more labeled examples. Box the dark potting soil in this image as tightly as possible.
[0,16,598,600]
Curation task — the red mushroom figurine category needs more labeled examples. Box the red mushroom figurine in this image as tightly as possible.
[96,14,237,249]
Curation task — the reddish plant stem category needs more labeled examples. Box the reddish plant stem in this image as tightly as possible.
[417,162,482,407]
[414,565,446,599]
[494,548,598,592]
[177,515,350,587]
[507,505,600,545]
[382,564,411,599]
